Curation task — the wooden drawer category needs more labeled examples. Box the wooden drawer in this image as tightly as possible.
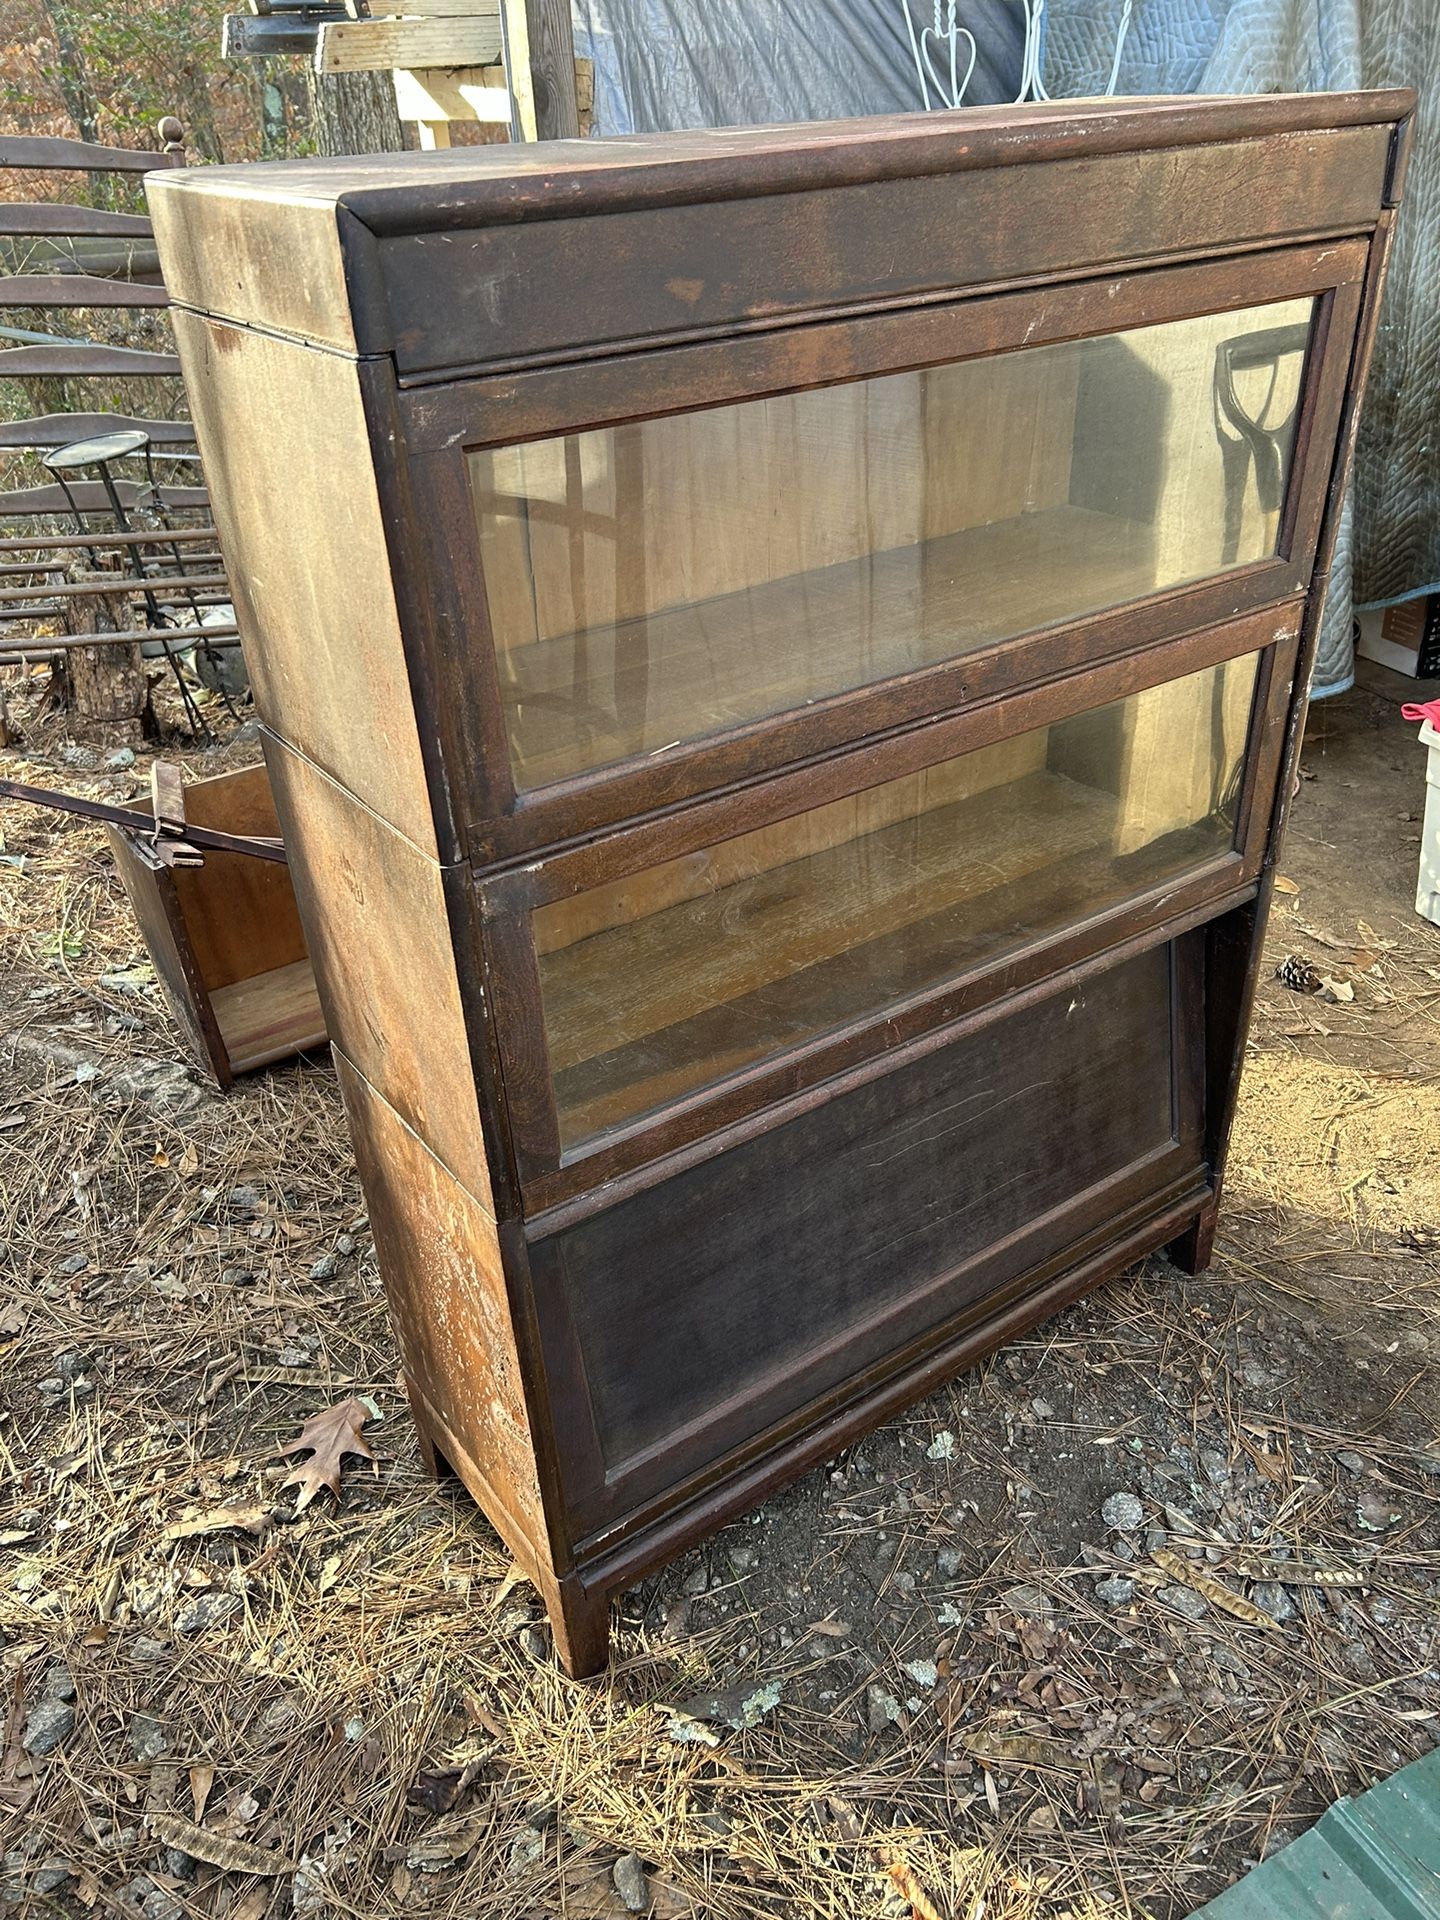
[525,936,1203,1540]
[481,607,1297,1205]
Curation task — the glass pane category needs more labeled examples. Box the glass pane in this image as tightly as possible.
[472,299,1309,791]
[534,652,1259,1149]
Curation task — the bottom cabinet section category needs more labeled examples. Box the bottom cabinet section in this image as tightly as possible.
[527,937,1206,1537]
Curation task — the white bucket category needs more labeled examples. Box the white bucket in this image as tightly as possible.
[1418,718,1440,926]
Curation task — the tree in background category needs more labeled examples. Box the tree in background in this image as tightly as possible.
[2,0,314,162]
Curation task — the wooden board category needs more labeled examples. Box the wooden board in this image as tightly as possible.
[211,958,326,1071]
[263,733,495,1213]
[0,273,168,308]
[0,344,180,380]
[376,128,1391,376]
[169,312,441,856]
[0,205,154,237]
[335,1050,548,1557]
[169,767,310,992]
[147,96,1408,355]
[316,14,502,73]
[0,414,196,452]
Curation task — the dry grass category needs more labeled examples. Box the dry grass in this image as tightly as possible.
[2,667,1438,1920]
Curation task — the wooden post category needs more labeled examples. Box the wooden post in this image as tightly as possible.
[499,0,579,140]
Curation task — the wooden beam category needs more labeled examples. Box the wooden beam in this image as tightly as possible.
[392,64,510,125]
[0,481,209,518]
[315,13,502,74]
[0,414,197,451]
[499,0,579,140]
[357,0,499,15]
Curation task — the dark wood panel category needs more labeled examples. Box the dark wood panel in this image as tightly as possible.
[147,97,1409,354]
[402,239,1364,450]
[379,130,1388,376]
[529,943,1193,1524]
[571,1173,1207,1603]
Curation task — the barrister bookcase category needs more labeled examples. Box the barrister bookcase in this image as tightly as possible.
[150,90,1412,1674]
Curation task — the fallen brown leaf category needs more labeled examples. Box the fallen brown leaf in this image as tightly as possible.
[277,1399,375,1512]
[883,1855,944,1920]
[189,1763,216,1823]
[228,1883,271,1920]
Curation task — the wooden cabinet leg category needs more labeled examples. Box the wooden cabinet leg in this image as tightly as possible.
[1167,1205,1218,1276]
[547,1576,612,1679]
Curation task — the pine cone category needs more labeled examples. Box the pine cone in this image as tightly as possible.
[1276,954,1323,994]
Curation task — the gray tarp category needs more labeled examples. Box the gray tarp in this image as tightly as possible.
[573,0,1437,695]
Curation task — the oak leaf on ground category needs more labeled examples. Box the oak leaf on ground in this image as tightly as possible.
[278,1398,375,1512]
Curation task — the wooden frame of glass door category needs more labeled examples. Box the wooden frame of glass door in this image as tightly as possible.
[401,238,1362,862]
[479,601,1301,1210]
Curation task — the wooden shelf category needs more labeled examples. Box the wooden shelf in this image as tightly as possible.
[503,504,1159,790]
[541,766,1228,1146]
[210,958,327,1073]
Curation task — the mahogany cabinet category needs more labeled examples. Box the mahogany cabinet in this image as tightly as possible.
[149,91,1412,1674]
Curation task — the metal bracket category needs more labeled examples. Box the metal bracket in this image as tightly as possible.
[0,771,288,865]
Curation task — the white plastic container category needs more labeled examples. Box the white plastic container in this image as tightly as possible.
[1419,718,1440,926]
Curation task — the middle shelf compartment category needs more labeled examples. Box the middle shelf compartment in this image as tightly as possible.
[479,601,1299,1204]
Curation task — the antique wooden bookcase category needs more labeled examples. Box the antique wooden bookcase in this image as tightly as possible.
[150,91,1412,1673]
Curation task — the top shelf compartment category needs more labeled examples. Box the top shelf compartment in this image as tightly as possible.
[474,298,1312,794]
[397,236,1367,862]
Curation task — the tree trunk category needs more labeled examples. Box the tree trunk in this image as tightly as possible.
[66,639,150,743]
[304,70,406,157]
[41,0,100,144]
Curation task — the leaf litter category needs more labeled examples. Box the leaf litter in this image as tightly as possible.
[3,691,1440,1916]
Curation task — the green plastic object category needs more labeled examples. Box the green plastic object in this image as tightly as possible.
[1195,1746,1440,1920]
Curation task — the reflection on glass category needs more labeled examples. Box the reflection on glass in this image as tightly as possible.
[534,652,1259,1148]
[472,300,1309,791]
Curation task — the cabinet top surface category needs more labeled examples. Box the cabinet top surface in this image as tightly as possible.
[150,91,1411,233]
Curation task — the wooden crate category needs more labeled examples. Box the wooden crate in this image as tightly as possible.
[106,764,326,1087]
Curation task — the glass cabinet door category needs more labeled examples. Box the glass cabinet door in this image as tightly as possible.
[529,650,1260,1151]
[471,299,1310,794]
